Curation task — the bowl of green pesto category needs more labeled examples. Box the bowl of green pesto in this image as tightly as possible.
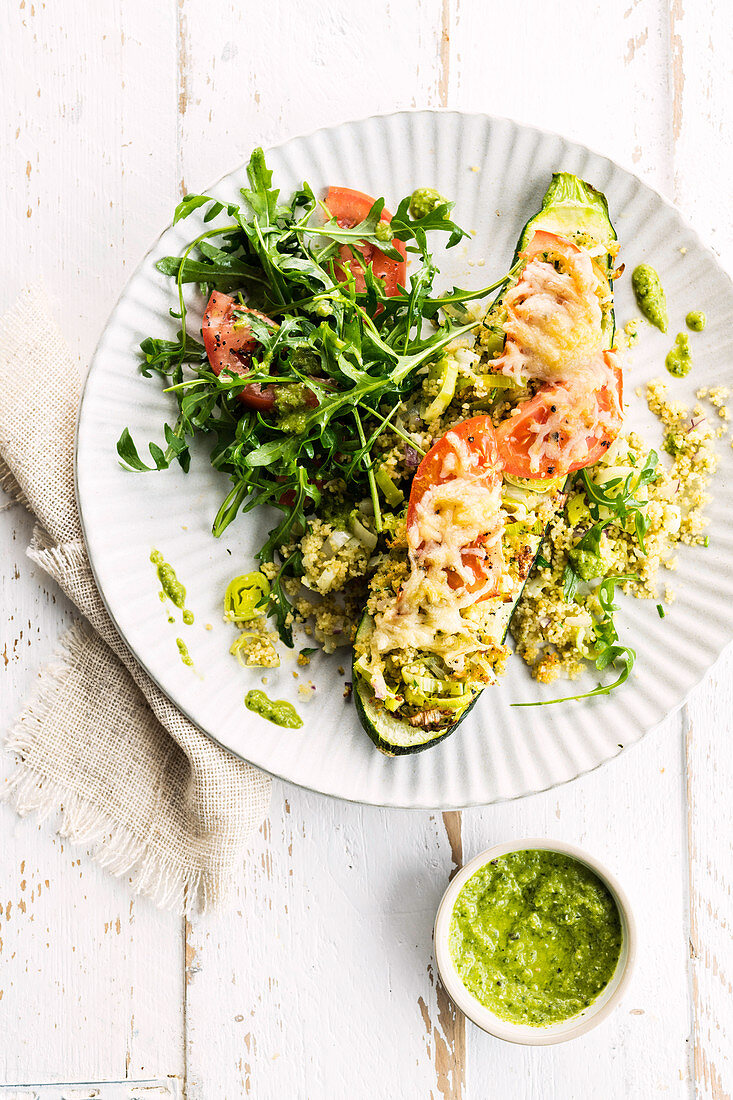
[434,839,636,1045]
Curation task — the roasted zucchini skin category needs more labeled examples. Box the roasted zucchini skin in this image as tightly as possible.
[516,173,616,258]
[353,619,481,755]
[353,173,617,756]
[515,172,617,342]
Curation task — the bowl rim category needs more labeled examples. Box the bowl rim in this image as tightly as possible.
[433,837,637,1045]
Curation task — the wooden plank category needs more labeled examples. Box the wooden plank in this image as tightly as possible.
[447,0,672,193]
[184,792,466,1097]
[0,0,185,1085]
[684,665,733,1100]
[174,0,446,193]
[672,0,733,1095]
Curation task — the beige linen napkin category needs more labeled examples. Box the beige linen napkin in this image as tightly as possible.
[0,287,271,913]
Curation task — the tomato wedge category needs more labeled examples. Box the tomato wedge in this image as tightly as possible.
[407,416,503,599]
[521,228,580,261]
[408,416,502,521]
[201,291,276,410]
[326,186,407,296]
[495,355,623,479]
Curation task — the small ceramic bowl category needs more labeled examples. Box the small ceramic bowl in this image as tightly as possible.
[434,838,637,1045]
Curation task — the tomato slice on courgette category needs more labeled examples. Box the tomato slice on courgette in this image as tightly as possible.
[407,416,503,598]
[326,186,406,296]
[495,355,623,479]
[520,228,580,261]
[201,291,277,410]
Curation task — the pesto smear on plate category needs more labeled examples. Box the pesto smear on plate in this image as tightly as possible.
[245,689,303,729]
[666,332,693,378]
[631,263,668,332]
[150,548,194,624]
[449,849,622,1026]
[686,310,706,332]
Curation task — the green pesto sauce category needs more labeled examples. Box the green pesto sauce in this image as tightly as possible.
[631,264,668,332]
[245,689,303,729]
[277,382,311,411]
[276,383,311,435]
[374,219,393,243]
[279,411,308,434]
[150,549,193,623]
[449,850,622,1027]
[666,332,693,377]
[176,637,194,667]
[567,546,605,581]
[409,187,444,220]
[686,310,706,332]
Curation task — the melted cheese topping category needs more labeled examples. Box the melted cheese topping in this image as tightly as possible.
[497,250,605,384]
[366,455,506,696]
[509,351,621,476]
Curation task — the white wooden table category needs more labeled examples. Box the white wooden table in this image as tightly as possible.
[1,2,732,1096]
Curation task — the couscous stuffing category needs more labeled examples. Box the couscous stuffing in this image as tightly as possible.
[511,379,723,683]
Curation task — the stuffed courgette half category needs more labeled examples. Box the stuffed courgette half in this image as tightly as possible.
[353,173,622,755]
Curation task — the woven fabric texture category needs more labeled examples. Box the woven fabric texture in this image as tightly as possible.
[0,287,271,913]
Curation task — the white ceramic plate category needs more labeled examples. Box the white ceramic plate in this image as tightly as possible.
[76,110,733,808]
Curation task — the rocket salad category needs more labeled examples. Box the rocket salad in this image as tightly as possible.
[117,148,516,642]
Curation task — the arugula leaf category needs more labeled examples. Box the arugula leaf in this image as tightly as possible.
[173,194,243,225]
[561,449,659,602]
[116,424,189,472]
[391,195,469,250]
[241,147,289,227]
[173,195,213,225]
[315,197,405,265]
[266,550,305,647]
[139,334,207,376]
[117,428,159,471]
[579,450,658,552]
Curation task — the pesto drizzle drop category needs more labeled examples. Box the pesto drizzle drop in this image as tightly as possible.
[150,548,194,624]
[631,264,668,332]
[666,332,692,378]
[176,637,194,667]
[245,689,303,729]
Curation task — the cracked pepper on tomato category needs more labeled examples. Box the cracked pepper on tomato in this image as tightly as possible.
[493,229,623,479]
